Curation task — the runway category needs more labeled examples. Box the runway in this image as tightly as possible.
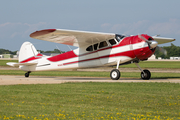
[0,75,180,85]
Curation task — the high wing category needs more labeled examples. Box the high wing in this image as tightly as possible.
[30,29,175,47]
[152,36,175,44]
[30,29,115,47]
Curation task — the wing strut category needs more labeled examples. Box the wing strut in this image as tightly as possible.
[116,59,120,69]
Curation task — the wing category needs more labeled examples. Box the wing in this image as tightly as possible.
[152,36,175,44]
[30,29,115,47]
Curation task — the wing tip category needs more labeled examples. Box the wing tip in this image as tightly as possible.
[30,29,56,38]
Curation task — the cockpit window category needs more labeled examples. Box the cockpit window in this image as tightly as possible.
[115,34,125,42]
[86,39,114,52]
[99,41,108,49]
[86,45,93,51]
[109,39,117,45]
[93,43,98,50]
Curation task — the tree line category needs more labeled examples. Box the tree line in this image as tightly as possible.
[154,43,180,59]
[0,49,64,55]
[0,44,179,59]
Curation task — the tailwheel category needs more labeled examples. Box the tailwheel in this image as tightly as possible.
[110,69,120,80]
[25,71,31,77]
[141,69,151,80]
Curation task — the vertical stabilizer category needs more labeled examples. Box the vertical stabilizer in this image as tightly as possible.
[19,42,39,63]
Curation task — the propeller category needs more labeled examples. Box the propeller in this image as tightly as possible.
[138,35,167,56]
[156,46,167,56]
[138,35,158,49]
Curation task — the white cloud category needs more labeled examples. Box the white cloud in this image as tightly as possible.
[0,22,47,39]
[101,19,180,36]
[146,19,180,35]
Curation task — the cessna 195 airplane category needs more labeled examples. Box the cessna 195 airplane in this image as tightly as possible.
[7,29,175,80]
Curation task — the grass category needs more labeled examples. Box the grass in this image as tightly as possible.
[1,70,180,79]
[0,60,18,66]
[120,61,180,69]
[1,60,180,79]
[1,60,180,69]
[0,82,179,119]
[0,60,180,119]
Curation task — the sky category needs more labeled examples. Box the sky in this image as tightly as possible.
[0,0,180,52]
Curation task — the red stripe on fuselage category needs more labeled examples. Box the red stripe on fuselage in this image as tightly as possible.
[20,53,43,63]
[47,51,78,62]
[47,36,136,63]
[47,36,134,62]
[63,48,138,66]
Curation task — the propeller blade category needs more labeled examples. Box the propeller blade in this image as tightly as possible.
[138,35,158,49]
[156,46,167,55]
[138,35,152,44]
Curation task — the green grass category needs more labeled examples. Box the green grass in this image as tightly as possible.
[0,83,179,119]
[0,60,18,66]
[1,70,180,79]
[1,60,180,69]
[1,60,180,79]
[121,61,180,69]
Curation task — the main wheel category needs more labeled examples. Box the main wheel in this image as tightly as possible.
[110,69,120,80]
[25,73,29,77]
[25,72,31,77]
[141,69,151,80]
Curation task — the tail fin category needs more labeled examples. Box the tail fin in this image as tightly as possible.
[19,42,42,63]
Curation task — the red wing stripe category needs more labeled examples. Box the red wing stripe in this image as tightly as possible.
[30,29,56,38]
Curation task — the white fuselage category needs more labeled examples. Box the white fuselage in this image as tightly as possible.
[19,40,149,72]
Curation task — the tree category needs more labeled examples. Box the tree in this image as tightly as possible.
[0,49,17,55]
[154,43,180,59]
[43,49,65,54]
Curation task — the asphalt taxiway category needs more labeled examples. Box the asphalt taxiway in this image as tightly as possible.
[0,75,180,85]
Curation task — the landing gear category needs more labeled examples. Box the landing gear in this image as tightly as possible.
[25,71,31,77]
[110,69,120,80]
[110,60,151,80]
[141,69,151,80]
[110,59,121,80]
[135,63,151,80]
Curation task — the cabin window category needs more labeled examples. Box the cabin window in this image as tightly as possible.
[109,39,117,45]
[86,45,93,51]
[99,41,108,49]
[93,43,98,50]
[115,34,125,42]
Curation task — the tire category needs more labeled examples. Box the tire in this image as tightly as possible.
[25,72,29,77]
[110,69,120,80]
[141,69,151,80]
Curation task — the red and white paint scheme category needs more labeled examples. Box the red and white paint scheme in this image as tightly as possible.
[7,29,175,80]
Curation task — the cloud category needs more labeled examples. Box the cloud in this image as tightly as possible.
[101,20,149,35]
[0,22,47,39]
[101,19,180,36]
[146,19,180,35]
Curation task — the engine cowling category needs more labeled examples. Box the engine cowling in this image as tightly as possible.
[131,34,156,60]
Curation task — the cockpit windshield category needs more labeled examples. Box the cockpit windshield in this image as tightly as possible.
[115,34,126,42]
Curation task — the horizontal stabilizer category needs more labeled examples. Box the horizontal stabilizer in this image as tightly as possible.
[6,62,37,67]
[152,36,175,44]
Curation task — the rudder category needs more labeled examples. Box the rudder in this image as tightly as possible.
[19,42,39,63]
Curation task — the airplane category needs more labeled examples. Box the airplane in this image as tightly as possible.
[7,29,175,80]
